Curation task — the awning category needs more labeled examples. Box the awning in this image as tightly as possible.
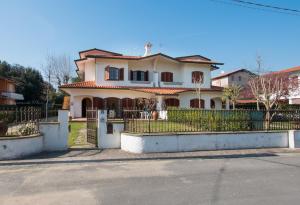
[1,92,24,100]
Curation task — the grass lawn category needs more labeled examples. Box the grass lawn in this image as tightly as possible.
[68,121,86,147]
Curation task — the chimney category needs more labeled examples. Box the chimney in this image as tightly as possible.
[143,42,152,57]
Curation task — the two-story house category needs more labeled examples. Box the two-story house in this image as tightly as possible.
[60,44,227,118]
[274,66,300,104]
[0,77,24,105]
[212,69,256,88]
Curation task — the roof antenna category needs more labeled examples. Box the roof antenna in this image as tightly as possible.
[143,42,152,57]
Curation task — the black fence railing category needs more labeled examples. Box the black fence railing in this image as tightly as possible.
[0,106,42,137]
[123,109,300,133]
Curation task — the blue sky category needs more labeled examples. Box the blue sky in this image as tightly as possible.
[0,0,299,77]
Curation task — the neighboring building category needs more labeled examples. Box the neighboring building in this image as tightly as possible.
[0,77,24,105]
[60,44,227,118]
[212,69,256,88]
[274,66,300,105]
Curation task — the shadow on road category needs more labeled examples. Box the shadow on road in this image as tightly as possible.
[0,152,279,167]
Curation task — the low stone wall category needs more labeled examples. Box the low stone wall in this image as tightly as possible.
[0,134,43,160]
[294,130,300,148]
[121,131,290,153]
[0,110,69,160]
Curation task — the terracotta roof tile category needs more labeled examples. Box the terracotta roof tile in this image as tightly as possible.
[60,81,223,95]
[276,66,300,74]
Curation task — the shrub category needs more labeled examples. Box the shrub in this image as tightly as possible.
[167,108,264,131]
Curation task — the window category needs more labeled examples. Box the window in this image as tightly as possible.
[292,76,299,87]
[210,99,215,109]
[190,99,205,108]
[130,70,149,81]
[105,66,124,81]
[192,71,204,83]
[122,98,134,109]
[165,98,179,107]
[161,72,173,82]
[231,75,235,81]
[238,76,242,81]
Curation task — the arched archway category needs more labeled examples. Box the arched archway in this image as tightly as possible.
[165,98,179,107]
[211,99,216,109]
[122,98,134,110]
[82,98,92,117]
[93,97,104,109]
[190,99,205,109]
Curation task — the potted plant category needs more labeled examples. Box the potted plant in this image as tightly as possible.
[137,97,159,120]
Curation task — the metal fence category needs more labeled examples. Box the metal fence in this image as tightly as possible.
[123,109,300,133]
[0,106,41,137]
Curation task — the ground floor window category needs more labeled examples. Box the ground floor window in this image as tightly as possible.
[211,99,215,109]
[190,99,205,108]
[165,98,179,107]
[122,98,134,109]
[93,97,104,109]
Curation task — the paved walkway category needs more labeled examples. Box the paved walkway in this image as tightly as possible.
[1,148,300,166]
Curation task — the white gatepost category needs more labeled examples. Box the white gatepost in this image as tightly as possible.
[97,110,107,149]
[41,110,69,151]
[288,130,295,149]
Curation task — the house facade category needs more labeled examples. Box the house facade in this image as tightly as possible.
[275,66,300,104]
[0,77,23,105]
[60,44,227,118]
[212,69,255,88]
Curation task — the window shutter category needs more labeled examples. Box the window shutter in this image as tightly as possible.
[119,68,124,80]
[169,73,173,82]
[130,70,133,80]
[200,72,204,83]
[192,71,203,83]
[166,73,170,82]
[105,66,110,80]
[200,99,205,108]
[190,99,194,108]
[192,72,195,83]
[161,72,164,82]
[144,71,149,81]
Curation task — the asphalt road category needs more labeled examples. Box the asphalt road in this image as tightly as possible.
[1,154,300,205]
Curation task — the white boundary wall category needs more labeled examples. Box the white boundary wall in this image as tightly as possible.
[121,131,291,153]
[39,110,69,151]
[0,134,43,160]
[97,110,124,149]
[0,110,69,160]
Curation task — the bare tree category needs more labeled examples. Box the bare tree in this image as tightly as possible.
[222,84,242,110]
[44,53,73,87]
[248,72,293,129]
[193,76,203,108]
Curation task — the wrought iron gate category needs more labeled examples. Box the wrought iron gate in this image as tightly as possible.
[86,108,98,146]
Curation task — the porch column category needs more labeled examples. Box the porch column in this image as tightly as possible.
[156,96,164,110]
[226,99,230,110]
[204,97,211,109]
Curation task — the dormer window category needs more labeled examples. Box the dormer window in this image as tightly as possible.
[130,70,149,81]
[105,66,124,81]
[192,71,204,83]
[161,72,173,82]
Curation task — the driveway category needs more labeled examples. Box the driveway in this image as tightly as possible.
[1,151,300,205]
